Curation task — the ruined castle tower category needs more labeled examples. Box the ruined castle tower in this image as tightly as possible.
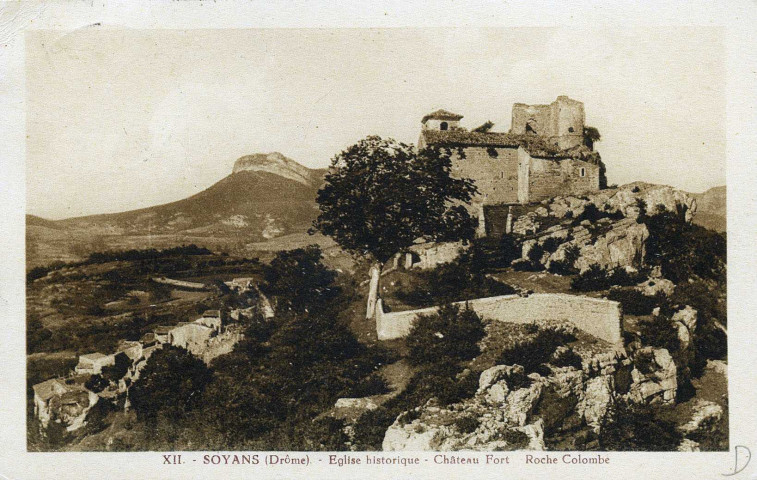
[510,95,585,150]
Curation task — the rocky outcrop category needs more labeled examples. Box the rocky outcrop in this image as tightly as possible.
[573,219,649,273]
[628,347,678,405]
[512,183,696,275]
[232,152,324,188]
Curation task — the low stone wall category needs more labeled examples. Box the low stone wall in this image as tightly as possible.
[376,293,622,344]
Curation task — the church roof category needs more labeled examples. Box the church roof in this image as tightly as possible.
[421,109,464,124]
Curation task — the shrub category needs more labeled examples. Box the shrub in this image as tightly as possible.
[599,399,682,451]
[644,205,726,283]
[527,244,545,263]
[395,258,516,309]
[454,415,480,434]
[262,245,339,314]
[550,347,583,370]
[571,265,644,292]
[512,259,542,272]
[638,314,680,352]
[129,345,213,423]
[407,304,485,366]
[84,374,109,393]
[541,236,562,253]
[498,327,577,374]
[607,288,664,316]
[499,234,521,266]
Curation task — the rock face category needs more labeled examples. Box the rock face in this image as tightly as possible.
[511,182,697,274]
[383,354,627,452]
[573,219,649,273]
[232,152,324,188]
[628,347,678,405]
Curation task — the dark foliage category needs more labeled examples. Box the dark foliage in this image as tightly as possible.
[498,326,577,374]
[406,304,486,366]
[472,120,495,133]
[572,204,623,225]
[394,254,515,308]
[607,288,665,316]
[570,265,644,292]
[262,245,339,314]
[599,399,682,451]
[644,205,726,284]
[84,374,109,393]
[345,373,390,398]
[454,415,480,434]
[550,347,583,370]
[499,234,521,266]
[313,136,478,265]
[101,352,131,382]
[638,314,680,352]
[129,345,213,423]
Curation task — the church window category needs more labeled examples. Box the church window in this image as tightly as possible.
[580,167,586,177]
[500,171,504,179]
[568,127,575,133]
[440,122,448,131]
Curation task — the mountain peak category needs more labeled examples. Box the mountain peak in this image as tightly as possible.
[232,152,322,188]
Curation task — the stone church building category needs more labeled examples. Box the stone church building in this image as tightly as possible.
[418,96,602,208]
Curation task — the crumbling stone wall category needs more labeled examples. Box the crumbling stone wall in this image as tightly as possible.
[376,293,622,344]
[450,146,520,204]
[511,96,585,149]
[526,157,600,202]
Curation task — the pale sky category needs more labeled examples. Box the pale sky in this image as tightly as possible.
[26,27,725,220]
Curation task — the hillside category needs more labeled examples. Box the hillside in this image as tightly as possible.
[26,153,330,268]
[690,186,726,232]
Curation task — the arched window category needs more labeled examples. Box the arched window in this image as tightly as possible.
[580,167,586,177]
[440,121,448,131]
[568,127,575,133]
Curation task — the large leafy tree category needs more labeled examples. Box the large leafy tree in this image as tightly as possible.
[312,136,478,317]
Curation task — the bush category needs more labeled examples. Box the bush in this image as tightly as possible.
[638,314,680,352]
[607,288,664,316]
[541,236,562,253]
[407,304,485,366]
[644,205,726,283]
[395,253,516,308]
[498,327,577,374]
[262,245,339,314]
[571,265,644,292]
[129,346,213,423]
[572,204,623,225]
[550,347,583,370]
[599,399,682,451]
[454,415,480,434]
[527,244,545,263]
[499,234,521,266]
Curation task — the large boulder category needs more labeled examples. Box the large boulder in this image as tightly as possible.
[574,219,649,273]
[577,375,615,432]
[628,347,677,405]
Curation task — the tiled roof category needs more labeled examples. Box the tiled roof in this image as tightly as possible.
[32,378,66,401]
[421,109,464,124]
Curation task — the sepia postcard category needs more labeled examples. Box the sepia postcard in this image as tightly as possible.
[1,1,756,479]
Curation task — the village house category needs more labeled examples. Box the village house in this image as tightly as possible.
[153,326,173,344]
[74,352,115,375]
[167,322,215,355]
[116,339,143,361]
[195,309,223,330]
[32,376,98,430]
